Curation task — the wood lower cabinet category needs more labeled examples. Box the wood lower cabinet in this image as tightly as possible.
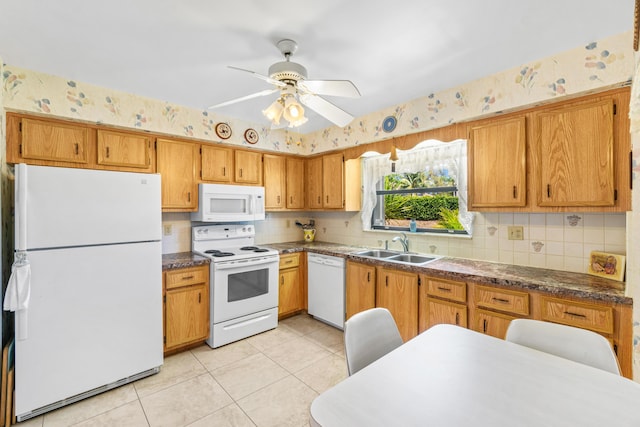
[346,261,376,320]
[472,309,517,339]
[96,129,153,172]
[278,253,304,318]
[164,265,210,353]
[376,267,418,342]
[419,276,467,332]
[156,138,199,211]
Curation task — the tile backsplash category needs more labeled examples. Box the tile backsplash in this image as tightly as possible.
[162,210,626,275]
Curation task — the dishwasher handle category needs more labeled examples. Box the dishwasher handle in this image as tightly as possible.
[308,255,344,268]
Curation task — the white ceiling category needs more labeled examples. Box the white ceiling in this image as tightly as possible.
[0,0,635,133]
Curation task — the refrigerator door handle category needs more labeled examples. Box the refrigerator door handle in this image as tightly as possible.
[16,164,28,250]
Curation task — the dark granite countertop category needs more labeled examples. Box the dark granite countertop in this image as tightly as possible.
[263,241,631,306]
[162,252,210,270]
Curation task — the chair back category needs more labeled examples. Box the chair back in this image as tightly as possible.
[344,308,403,375]
[506,319,620,375]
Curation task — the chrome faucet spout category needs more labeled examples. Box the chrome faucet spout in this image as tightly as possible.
[392,233,409,252]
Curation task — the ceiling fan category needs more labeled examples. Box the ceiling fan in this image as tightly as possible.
[208,39,361,128]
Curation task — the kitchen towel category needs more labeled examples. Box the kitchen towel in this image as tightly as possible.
[3,252,31,340]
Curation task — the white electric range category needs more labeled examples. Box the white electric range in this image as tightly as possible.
[192,224,279,348]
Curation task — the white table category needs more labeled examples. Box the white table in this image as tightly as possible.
[310,324,640,427]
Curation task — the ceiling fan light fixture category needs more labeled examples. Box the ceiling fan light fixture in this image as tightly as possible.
[262,98,284,125]
[283,95,305,120]
[287,115,308,128]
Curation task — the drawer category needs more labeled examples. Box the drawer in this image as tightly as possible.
[165,266,208,289]
[475,285,529,316]
[540,296,614,335]
[279,253,300,269]
[426,278,466,303]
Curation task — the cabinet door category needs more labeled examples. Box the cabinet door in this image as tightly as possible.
[376,267,418,342]
[469,117,526,208]
[346,261,376,320]
[472,309,516,339]
[264,154,286,209]
[165,283,209,349]
[235,150,262,184]
[306,156,324,209]
[201,145,233,183]
[278,268,301,317]
[156,139,198,211]
[537,99,615,207]
[422,298,467,332]
[286,157,305,209]
[21,117,89,164]
[96,129,152,171]
[322,153,344,208]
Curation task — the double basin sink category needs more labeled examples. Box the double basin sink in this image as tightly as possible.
[351,249,439,266]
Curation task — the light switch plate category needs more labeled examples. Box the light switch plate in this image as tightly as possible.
[508,225,524,240]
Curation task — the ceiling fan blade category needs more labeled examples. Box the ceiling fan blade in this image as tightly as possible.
[228,66,287,88]
[299,93,354,127]
[298,80,361,98]
[208,88,279,109]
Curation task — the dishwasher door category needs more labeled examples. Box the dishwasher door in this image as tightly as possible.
[307,253,346,329]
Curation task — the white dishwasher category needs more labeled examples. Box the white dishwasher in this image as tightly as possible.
[307,253,346,329]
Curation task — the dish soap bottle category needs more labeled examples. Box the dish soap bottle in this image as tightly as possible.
[409,219,417,233]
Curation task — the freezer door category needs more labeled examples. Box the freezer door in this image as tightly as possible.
[14,242,163,418]
[15,164,161,250]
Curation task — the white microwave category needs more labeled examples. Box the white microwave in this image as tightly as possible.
[191,184,265,222]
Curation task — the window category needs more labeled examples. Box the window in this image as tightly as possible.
[361,139,473,235]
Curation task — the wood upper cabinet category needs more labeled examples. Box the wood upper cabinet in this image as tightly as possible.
[156,138,198,211]
[263,154,286,209]
[235,149,262,185]
[16,116,89,165]
[201,144,233,183]
[346,261,376,320]
[96,129,153,172]
[468,116,526,208]
[286,157,305,209]
[322,153,344,208]
[164,266,209,353]
[376,267,418,342]
[306,156,324,209]
[536,98,615,207]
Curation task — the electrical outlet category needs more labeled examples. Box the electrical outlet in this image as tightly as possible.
[163,224,173,236]
[508,225,524,240]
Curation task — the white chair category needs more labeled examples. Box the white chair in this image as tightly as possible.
[344,308,403,375]
[505,319,620,375]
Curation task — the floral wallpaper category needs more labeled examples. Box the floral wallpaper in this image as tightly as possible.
[4,30,640,380]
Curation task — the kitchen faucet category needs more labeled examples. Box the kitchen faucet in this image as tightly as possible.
[392,233,409,252]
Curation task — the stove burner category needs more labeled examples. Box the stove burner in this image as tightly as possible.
[240,246,259,251]
[204,250,221,254]
[211,252,234,257]
[253,248,270,253]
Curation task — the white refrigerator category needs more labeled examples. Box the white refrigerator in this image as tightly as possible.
[11,164,163,421]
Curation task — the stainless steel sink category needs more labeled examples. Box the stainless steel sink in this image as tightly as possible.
[387,254,438,265]
[352,249,400,258]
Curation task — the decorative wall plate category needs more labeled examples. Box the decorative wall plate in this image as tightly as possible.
[215,122,232,139]
[244,128,259,144]
[382,116,397,133]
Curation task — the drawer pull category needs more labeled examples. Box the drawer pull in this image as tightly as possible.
[181,275,194,280]
[437,286,452,292]
[564,311,587,319]
[455,313,460,325]
[284,259,293,264]
[492,297,510,304]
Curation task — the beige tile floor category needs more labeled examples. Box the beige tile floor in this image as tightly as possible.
[17,314,347,427]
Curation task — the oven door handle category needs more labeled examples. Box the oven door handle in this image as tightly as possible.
[214,256,278,270]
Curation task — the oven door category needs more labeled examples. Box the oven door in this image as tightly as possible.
[212,255,279,323]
